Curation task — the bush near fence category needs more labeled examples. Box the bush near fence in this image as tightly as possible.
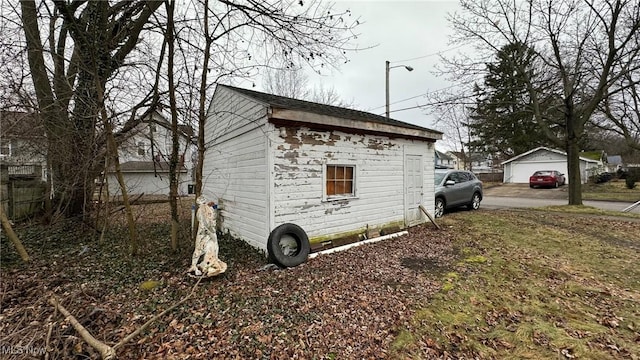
[476,172,504,183]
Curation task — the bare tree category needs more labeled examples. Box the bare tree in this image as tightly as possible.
[263,66,312,99]
[600,72,640,150]
[263,66,354,107]
[444,0,640,204]
[18,0,163,218]
[429,100,473,169]
[7,0,359,256]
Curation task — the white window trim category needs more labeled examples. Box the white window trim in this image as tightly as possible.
[322,163,358,202]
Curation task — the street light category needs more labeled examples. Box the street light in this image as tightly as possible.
[385,60,414,118]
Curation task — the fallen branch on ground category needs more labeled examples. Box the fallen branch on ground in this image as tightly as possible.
[48,277,202,359]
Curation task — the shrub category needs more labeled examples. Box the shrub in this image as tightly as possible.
[626,177,636,189]
[625,168,640,189]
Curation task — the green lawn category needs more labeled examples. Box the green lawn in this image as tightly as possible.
[391,210,640,359]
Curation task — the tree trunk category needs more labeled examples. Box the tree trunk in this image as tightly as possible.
[566,138,583,205]
[103,115,139,255]
[21,0,162,221]
[0,206,30,262]
[166,0,180,251]
[195,0,211,200]
[96,71,138,254]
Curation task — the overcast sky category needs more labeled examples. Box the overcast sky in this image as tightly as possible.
[231,0,465,151]
[306,1,461,130]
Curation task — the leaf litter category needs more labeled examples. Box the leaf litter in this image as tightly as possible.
[0,204,452,359]
[2,206,639,359]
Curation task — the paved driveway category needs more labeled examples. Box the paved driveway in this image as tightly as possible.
[483,183,568,199]
[481,183,640,214]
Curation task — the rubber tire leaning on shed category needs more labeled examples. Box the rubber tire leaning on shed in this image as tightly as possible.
[267,223,310,268]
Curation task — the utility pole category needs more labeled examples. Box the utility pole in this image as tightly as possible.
[385,60,414,119]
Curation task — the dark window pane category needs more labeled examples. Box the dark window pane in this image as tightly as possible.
[327,166,335,179]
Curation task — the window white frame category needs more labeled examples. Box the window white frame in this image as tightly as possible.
[323,163,357,201]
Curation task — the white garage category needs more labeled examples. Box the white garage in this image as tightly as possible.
[502,147,600,184]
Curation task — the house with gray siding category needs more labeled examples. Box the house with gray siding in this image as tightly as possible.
[203,84,442,262]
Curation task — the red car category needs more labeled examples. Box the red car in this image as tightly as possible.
[529,170,566,188]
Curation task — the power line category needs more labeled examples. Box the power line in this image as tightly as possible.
[367,83,461,112]
[390,44,467,64]
[378,98,477,116]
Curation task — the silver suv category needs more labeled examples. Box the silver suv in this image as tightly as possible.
[434,169,483,218]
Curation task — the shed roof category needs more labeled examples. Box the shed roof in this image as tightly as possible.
[217,84,442,141]
[501,146,599,165]
[435,149,452,160]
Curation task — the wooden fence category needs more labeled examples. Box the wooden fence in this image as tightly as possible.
[1,164,46,221]
[1,180,46,221]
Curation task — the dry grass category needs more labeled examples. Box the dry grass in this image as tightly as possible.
[391,210,640,359]
[582,180,640,202]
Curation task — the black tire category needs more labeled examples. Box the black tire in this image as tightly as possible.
[267,223,310,267]
[434,197,445,218]
[467,192,481,210]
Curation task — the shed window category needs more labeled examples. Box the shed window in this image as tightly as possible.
[326,165,355,197]
[0,142,11,157]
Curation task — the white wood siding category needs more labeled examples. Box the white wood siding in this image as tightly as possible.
[106,172,189,196]
[270,125,435,244]
[203,87,270,252]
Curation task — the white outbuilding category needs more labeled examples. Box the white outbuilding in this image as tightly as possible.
[202,85,442,266]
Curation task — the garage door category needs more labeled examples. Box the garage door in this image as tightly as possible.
[509,161,568,183]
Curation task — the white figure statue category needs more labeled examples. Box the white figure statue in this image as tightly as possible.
[188,196,227,277]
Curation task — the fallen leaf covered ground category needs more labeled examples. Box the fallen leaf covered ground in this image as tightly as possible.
[0,202,452,359]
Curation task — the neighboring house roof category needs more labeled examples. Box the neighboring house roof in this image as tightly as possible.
[0,111,45,139]
[579,150,606,162]
[139,110,194,140]
[435,149,452,161]
[217,84,442,141]
[114,161,187,173]
[501,146,599,165]
[607,155,623,165]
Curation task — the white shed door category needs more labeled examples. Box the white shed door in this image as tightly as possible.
[405,155,423,226]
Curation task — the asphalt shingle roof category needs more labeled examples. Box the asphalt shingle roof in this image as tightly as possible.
[219,84,441,135]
